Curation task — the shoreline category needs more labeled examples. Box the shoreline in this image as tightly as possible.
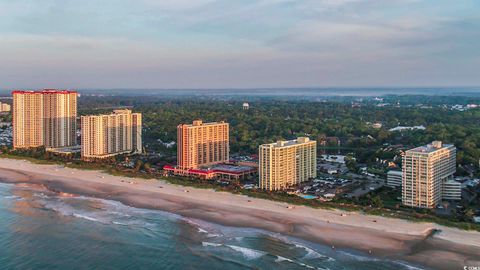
[0,158,479,269]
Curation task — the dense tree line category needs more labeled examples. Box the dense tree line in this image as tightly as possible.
[78,95,480,170]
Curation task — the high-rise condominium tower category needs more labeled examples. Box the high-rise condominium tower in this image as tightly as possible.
[81,109,142,160]
[177,120,229,170]
[12,90,77,149]
[259,137,317,191]
[402,141,456,208]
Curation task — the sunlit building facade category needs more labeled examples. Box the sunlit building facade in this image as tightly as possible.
[12,90,77,149]
[259,137,317,191]
[0,102,11,112]
[177,120,229,170]
[81,109,142,160]
[402,141,456,208]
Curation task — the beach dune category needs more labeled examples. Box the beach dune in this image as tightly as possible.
[0,158,479,270]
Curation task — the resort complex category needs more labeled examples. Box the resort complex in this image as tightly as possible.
[177,120,229,170]
[165,120,257,180]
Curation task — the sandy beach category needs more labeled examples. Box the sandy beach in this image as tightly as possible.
[0,158,479,270]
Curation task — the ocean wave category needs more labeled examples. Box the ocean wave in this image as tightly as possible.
[338,251,423,270]
[3,195,23,200]
[201,241,266,261]
[226,245,266,260]
[202,241,222,247]
[72,213,102,223]
[275,255,294,263]
[391,260,425,270]
[292,243,335,261]
[275,256,329,270]
[112,221,129,226]
[39,196,160,229]
[198,228,208,234]
[337,251,381,262]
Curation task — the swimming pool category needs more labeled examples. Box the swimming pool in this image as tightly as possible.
[299,194,318,199]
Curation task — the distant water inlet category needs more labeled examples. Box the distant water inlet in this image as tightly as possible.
[0,182,424,270]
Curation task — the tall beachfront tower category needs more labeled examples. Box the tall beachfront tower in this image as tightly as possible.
[12,89,77,149]
[402,141,456,208]
[81,109,142,160]
[259,137,317,191]
[177,120,229,170]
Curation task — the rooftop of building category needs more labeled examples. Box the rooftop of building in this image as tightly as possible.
[262,137,315,148]
[12,89,77,94]
[179,120,228,127]
[82,109,141,118]
[164,163,256,175]
[407,141,454,154]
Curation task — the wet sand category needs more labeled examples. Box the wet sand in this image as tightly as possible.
[0,158,479,270]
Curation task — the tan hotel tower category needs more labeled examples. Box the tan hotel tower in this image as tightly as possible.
[402,141,456,208]
[81,109,142,159]
[177,120,229,170]
[259,137,317,191]
[12,90,77,149]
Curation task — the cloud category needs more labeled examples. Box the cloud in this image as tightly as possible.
[0,0,479,88]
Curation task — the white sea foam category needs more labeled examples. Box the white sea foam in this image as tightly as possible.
[226,245,266,260]
[293,243,334,261]
[275,256,294,263]
[112,221,129,226]
[72,213,102,223]
[391,260,425,270]
[337,251,380,262]
[202,242,222,247]
[3,195,22,200]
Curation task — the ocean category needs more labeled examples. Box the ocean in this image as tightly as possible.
[0,182,424,270]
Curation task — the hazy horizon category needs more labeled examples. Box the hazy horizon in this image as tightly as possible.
[1,1,479,89]
[2,86,480,98]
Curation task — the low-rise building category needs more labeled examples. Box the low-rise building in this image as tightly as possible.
[0,102,11,112]
[387,170,402,188]
[163,163,256,181]
[442,179,461,201]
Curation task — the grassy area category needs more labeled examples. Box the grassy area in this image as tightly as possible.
[1,152,479,232]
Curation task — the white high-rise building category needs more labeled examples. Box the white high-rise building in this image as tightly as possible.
[259,137,317,191]
[402,141,456,208]
[81,109,142,160]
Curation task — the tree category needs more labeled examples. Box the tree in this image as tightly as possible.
[134,160,143,171]
[371,195,384,208]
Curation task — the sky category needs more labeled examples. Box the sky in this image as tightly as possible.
[0,0,479,89]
